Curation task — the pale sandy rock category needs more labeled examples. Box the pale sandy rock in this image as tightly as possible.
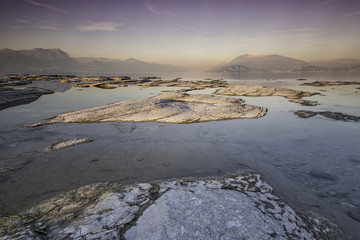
[214,84,315,99]
[47,138,93,150]
[27,93,267,127]
[0,171,341,240]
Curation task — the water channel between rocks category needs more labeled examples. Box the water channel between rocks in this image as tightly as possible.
[0,74,360,239]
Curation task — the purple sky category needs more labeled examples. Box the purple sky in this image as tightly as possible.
[0,0,359,67]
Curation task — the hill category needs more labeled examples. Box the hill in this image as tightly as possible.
[209,53,309,72]
[0,48,81,71]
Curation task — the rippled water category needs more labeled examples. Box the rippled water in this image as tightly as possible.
[0,72,360,239]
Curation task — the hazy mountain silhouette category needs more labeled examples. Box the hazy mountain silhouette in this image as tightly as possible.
[210,53,309,72]
[75,57,185,73]
[0,48,185,73]
[0,48,81,71]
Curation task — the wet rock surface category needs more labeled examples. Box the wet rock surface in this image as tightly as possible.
[47,138,93,151]
[214,84,315,99]
[301,81,360,87]
[0,87,54,110]
[289,99,319,106]
[294,110,360,121]
[27,93,267,127]
[0,171,342,240]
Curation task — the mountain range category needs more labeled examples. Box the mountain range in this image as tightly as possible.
[209,53,360,73]
[0,48,184,73]
[1,48,359,73]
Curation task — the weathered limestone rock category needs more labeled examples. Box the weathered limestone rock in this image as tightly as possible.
[294,110,360,121]
[0,171,342,240]
[214,84,315,99]
[27,93,267,127]
[0,87,54,110]
[301,81,360,87]
[137,79,228,88]
[47,138,93,151]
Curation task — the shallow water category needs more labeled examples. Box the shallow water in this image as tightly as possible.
[0,73,360,239]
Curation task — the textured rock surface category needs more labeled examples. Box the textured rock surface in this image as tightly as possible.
[0,171,341,240]
[294,110,360,121]
[0,87,54,110]
[214,84,315,100]
[301,81,360,87]
[47,138,93,150]
[27,93,267,127]
[289,99,319,106]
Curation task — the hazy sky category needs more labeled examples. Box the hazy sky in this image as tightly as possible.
[0,0,359,67]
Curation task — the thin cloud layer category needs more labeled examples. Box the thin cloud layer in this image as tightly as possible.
[25,0,70,15]
[144,2,175,17]
[77,22,122,32]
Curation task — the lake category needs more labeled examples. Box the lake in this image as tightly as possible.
[0,72,359,239]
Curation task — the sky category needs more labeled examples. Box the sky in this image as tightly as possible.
[0,0,359,67]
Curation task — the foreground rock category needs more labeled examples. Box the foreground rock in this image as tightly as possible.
[0,171,341,239]
[294,110,360,121]
[27,93,267,127]
[47,138,93,151]
[0,87,54,110]
[214,84,316,100]
[301,81,360,87]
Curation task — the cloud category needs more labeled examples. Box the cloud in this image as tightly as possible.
[25,0,70,15]
[176,24,207,34]
[2,18,60,30]
[144,2,175,17]
[77,22,122,32]
[321,0,336,5]
[342,11,360,18]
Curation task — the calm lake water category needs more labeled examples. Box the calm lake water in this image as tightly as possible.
[0,72,360,239]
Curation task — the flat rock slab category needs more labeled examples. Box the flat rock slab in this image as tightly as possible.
[27,93,267,127]
[0,87,54,110]
[0,171,341,240]
[214,84,315,99]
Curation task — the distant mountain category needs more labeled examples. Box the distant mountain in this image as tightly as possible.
[0,48,185,73]
[75,57,185,73]
[209,53,309,72]
[309,58,360,68]
[0,48,81,71]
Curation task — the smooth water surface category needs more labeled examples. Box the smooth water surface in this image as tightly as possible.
[0,72,360,239]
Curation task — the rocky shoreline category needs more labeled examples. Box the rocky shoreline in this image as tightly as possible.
[0,170,341,240]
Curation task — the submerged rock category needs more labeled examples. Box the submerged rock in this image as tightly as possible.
[294,110,360,121]
[26,93,267,127]
[0,171,342,240]
[47,138,93,150]
[289,99,319,106]
[214,84,315,99]
[0,87,54,110]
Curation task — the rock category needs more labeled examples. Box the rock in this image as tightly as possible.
[309,170,338,181]
[289,99,319,106]
[47,138,93,150]
[214,84,315,99]
[0,171,342,240]
[301,81,360,87]
[297,78,307,81]
[26,93,267,127]
[0,87,54,110]
[294,110,360,121]
[91,82,120,89]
